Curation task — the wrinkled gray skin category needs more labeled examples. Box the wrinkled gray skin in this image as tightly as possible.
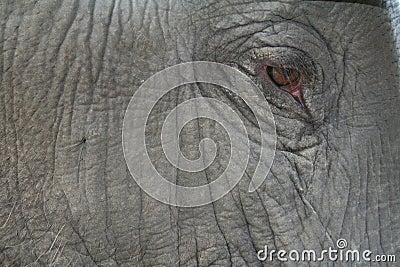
[1,0,399,266]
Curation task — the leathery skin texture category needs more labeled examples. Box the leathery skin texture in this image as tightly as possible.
[0,0,399,266]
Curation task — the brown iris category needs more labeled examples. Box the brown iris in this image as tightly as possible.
[266,66,300,87]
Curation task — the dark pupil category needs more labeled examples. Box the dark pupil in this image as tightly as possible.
[284,69,292,77]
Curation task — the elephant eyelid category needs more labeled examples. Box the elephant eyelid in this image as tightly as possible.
[248,47,317,81]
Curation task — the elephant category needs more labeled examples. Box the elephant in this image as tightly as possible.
[0,0,399,266]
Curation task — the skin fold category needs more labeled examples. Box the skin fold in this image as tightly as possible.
[0,0,399,266]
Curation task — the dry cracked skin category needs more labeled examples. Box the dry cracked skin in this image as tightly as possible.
[0,0,399,266]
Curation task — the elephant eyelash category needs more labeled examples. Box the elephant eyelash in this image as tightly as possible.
[253,51,315,83]
[236,48,316,81]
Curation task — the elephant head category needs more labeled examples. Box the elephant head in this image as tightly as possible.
[0,0,399,266]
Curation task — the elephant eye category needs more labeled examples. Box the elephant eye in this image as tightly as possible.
[257,65,304,106]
